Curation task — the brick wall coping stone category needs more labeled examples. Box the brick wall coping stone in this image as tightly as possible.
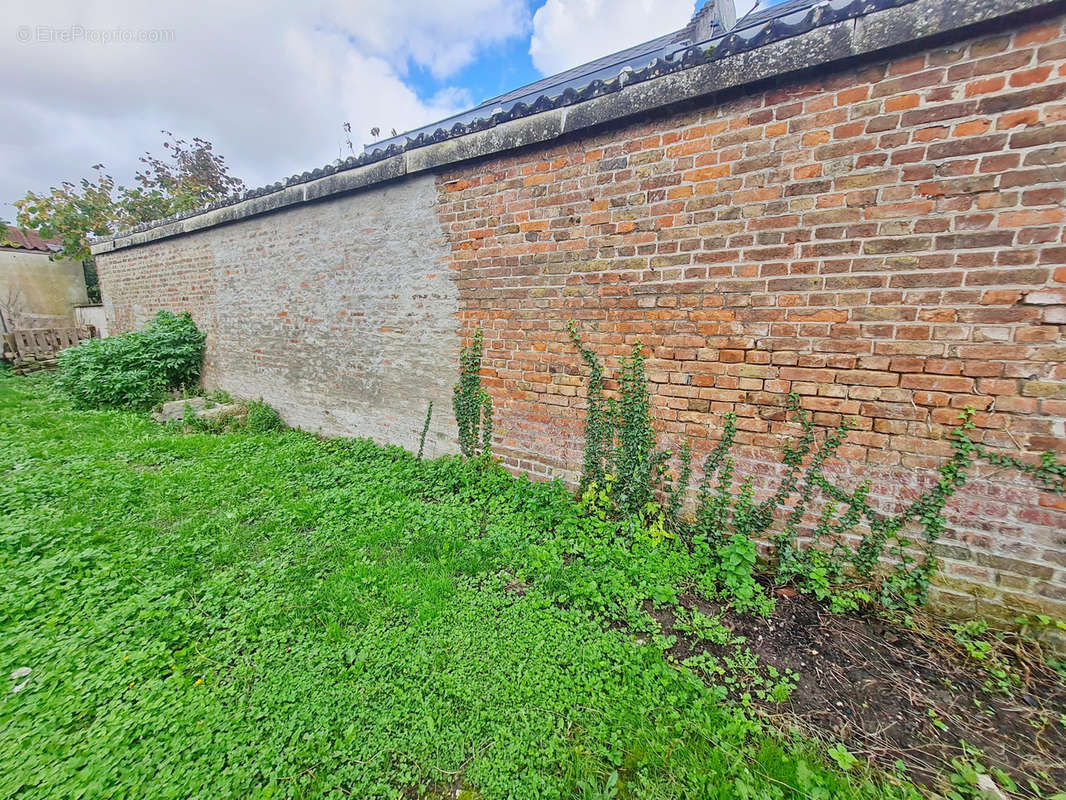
[90,0,1060,256]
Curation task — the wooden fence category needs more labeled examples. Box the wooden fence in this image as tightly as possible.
[1,326,97,371]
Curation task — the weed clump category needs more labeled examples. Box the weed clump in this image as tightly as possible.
[243,399,284,433]
[179,398,283,435]
[56,311,204,409]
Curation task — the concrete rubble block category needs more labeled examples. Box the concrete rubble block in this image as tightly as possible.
[193,404,242,421]
[151,396,207,423]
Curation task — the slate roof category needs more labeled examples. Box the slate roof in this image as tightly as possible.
[2,226,60,253]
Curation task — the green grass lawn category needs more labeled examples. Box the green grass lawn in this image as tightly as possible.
[0,371,918,799]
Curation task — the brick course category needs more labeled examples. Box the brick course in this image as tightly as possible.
[98,175,459,456]
[437,14,1066,620]
[97,13,1066,621]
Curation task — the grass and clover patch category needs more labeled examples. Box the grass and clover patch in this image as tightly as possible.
[1,364,1063,799]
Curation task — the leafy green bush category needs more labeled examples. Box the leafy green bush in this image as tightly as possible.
[56,311,204,409]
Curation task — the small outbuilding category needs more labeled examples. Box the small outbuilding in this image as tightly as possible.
[0,226,89,332]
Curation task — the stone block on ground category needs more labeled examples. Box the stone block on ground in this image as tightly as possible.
[194,404,242,421]
[152,396,207,423]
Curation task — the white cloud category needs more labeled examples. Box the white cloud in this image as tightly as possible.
[329,0,532,79]
[529,0,762,77]
[530,0,696,76]
[0,0,529,220]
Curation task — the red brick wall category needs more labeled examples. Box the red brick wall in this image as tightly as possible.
[98,237,220,380]
[438,15,1066,620]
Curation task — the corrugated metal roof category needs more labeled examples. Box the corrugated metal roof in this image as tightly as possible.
[3,226,60,253]
[100,0,945,242]
[363,0,910,155]
[386,27,694,148]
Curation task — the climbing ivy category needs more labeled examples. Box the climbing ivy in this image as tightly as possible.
[613,339,670,516]
[567,322,677,519]
[417,400,433,460]
[452,329,492,459]
[567,321,613,492]
[567,321,1066,610]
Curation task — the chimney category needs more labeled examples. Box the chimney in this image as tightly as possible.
[680,0,738,44]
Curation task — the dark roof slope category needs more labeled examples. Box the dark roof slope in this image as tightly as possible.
[3,226,60,253]
[364,0,890,156]
[363,31,694,157]
[91,0,1055,251]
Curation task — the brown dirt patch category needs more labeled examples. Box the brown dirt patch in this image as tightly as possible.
[657,592,1066,797]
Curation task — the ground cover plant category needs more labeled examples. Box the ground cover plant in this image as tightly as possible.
[2,347,1064,798]
[54,310,204,409]
[1,370,920,799]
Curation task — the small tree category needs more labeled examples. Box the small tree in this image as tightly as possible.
[15,132,246,264]
[125,131,246,221]
[0,286,26,334]
[14,166,119,263]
